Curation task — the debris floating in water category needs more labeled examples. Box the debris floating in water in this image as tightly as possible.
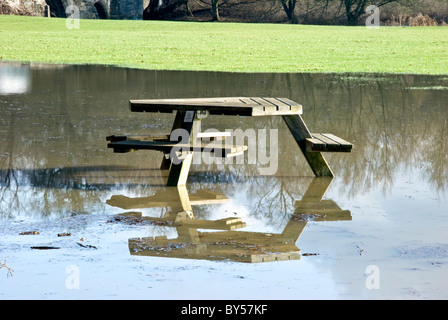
[77,242,97,249]
[57,233,71,237]
[20,231,40,235]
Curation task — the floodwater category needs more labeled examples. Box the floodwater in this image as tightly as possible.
[0,62,447,300]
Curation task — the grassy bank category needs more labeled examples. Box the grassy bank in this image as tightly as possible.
[1,15,447,74]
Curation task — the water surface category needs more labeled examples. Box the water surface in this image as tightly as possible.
[1,62,447,299]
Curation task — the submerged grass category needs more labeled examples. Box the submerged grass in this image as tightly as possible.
[1,15,447,74]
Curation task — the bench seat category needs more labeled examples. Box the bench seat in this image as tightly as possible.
[306,133,352,153]
[107,134,170,142]
[107,131,231,143]
[107,139,247,158]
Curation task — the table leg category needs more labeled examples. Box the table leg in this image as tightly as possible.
[167,152,193,186]
[281,177,333,243]
[164,110,201,186]
[282,114,334,177]
[161,110,195,169]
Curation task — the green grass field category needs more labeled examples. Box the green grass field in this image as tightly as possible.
[1,15,447,74]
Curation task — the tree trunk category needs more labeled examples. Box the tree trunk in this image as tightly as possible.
[281,0,298,23]
[344,0,355,25]
[344,0,369,25]
[211,0,220,21]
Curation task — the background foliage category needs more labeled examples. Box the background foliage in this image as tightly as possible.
[143,0,448,25]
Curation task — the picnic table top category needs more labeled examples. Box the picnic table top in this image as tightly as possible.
[129,97,302,117]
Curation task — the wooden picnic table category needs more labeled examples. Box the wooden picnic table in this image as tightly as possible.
[107,97,352,186]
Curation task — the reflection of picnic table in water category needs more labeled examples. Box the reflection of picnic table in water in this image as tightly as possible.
[107,186,246,230]
[107,177,351,263]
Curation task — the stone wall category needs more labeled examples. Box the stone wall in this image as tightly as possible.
[0,0,143,19]
[47,0,111,19]
[110,0,142,19]
[0,0,47,16]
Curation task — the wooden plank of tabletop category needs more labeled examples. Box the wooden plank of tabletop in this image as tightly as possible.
[129,97,302,116]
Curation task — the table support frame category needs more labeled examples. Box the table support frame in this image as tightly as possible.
[282,114,334,177]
